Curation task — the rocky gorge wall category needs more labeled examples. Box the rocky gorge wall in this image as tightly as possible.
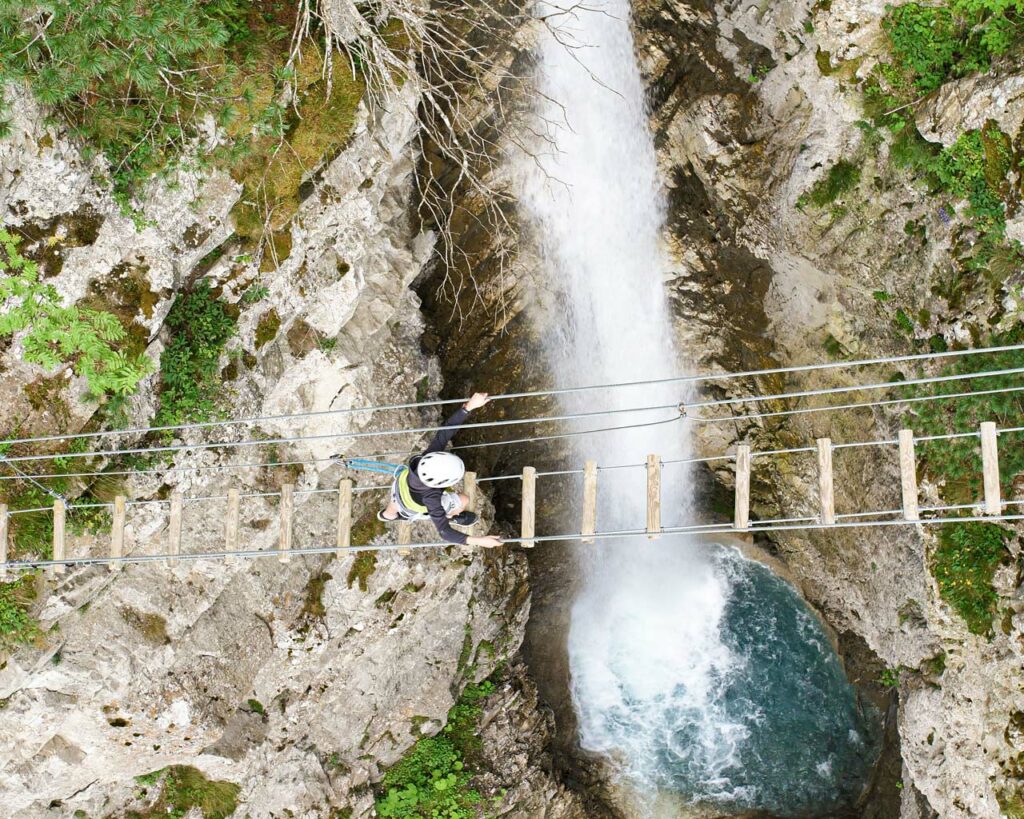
[0,35,586,818]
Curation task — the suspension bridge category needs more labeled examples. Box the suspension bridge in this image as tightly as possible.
[0,343,1022,574]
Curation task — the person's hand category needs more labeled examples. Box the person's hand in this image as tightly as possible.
[464,392,490,412]
[468,534,502,549]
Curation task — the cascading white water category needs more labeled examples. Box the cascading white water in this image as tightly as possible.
[513,0,745,802]
[513,2,874,815]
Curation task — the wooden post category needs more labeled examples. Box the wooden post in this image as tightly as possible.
[279,484,293,563]
[463,471,478,537]
[336,479,353,556]
[898,430,919,522]
[520,466,536,548]
[225,488,239,564]
[110,495,126,571]
[51,500,66,575]
[397,521,412,556]
[581,460,598,544]
[646,455,661,538]
[980,421,1001,515]
[734,445,751,531]
[816,439,835,526]
[0,504,7,580]
[167,492,183,562]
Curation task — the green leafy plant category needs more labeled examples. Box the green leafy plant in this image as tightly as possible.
[374,680,496,818]
[154,280,236,428]
[931,522,1010,634]
[878,666,901,688]
[0,230,153,397]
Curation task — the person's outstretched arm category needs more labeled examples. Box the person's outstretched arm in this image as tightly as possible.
[422,392,490,454]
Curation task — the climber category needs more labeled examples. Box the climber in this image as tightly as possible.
[378,392,503,549]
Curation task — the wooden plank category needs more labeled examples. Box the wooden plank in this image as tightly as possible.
[51,500,66,575]
[279,484,293,563]
[981,421,1001,515]
[581,460,598,544]
[167,492,183,562]
[646,454,661,538]
[734,445,751,531]
[463,471,478,537]
[520,466,536,548]
[898,429,919,522]
[0,504,7,580]
[110,495,126,570]
[397,520,412,556]
[816,438,835,526]
[336,478,353,555]
[225,488,239,564]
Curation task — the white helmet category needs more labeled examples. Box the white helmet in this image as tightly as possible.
[416,452,465,488]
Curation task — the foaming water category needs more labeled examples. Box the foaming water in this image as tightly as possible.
[512,1,873,815]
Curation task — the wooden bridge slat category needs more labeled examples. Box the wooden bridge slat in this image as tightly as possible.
[734,445,751,531]
[981,421,1001,515]
[225,488,239,563]
[898,429,919,522]
[463,470,479,538]
[646,454,661,538]
[168,492,183,562]
[521,466,536,548]
[279,484,293,562]
[581,460,598,544]
[0,504,7,580]
[110,495,126,571]
[397,520,412,555]
[816,439,835,526]
[51,501,66,575]
[336,478,353,555]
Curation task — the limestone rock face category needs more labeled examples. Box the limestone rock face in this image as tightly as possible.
[636,0,1024,816]
[0,63,557,819]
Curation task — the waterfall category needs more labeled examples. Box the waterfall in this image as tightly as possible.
[512,1,875,815]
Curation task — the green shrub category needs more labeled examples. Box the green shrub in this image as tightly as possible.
[931,522,1010,634]
[0,574,39,647]
[798,160,861,208]
[934,126,1012,230]
[881,1,1022,94]
[0,230,153,397]
[154,280,236,428]
[904,326,1024,502]
[0,0,258,204]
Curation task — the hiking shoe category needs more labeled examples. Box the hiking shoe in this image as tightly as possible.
[450,511,478,526]
[377,511,400,523]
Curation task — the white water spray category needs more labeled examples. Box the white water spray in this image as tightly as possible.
[513,0,748,803]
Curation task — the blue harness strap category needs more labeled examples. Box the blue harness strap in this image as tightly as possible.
[343,458,405,476]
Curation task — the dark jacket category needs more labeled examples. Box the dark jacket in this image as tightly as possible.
[407,407,470,544]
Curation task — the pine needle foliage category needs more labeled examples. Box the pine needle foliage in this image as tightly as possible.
[0,0,253,206]
[0,229,153,397]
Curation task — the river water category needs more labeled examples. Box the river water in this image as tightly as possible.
[511,1,876,814]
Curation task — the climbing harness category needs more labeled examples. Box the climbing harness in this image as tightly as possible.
[337,457,428,514]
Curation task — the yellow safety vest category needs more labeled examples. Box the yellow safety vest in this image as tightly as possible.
[396,467,428,514]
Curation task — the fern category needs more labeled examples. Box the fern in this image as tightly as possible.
[0,229,153,398]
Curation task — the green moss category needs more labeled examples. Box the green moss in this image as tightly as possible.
[246,698,265,715]
[128,765,239,819]
[799,160,861,208]
[120,608,170,645]
[254,309,281,349]
[931,522,1010,635]
[300,570,331,630]
[229,47,364,241]
[346,552,377,592]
